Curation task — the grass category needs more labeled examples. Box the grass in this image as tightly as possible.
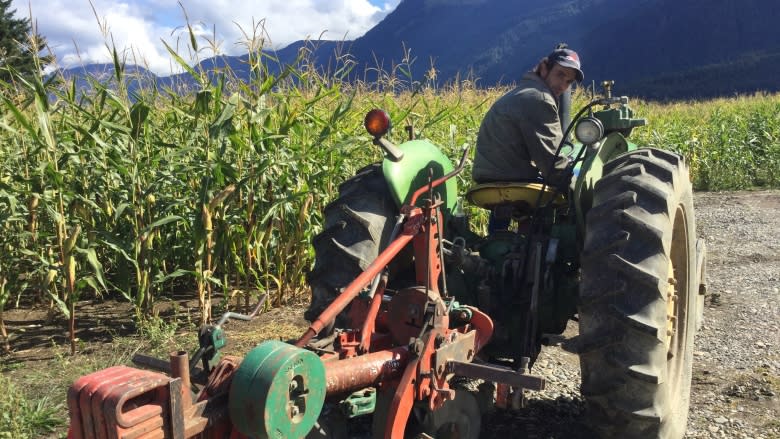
[0,373,64,439]
[0,311,190,437]
[0,338,137,438]
[0,299,306,438]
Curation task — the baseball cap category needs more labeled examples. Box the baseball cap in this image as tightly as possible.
[548,48,584,82]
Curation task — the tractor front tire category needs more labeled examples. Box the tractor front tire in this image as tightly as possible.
[578,148,698,438]
[306,163,398,324]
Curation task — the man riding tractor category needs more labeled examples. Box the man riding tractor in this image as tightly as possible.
[473,47,583,184]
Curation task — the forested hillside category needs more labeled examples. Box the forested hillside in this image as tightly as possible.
[59,0,780,99]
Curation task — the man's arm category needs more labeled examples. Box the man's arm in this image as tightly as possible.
[519,94,569,180]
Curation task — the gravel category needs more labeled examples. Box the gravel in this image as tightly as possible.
[480,190,780,438]
[323,190,779,438]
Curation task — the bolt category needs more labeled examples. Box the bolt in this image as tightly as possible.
[410,338,424,355]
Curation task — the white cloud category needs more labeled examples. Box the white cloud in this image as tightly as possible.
[11,0,400,75]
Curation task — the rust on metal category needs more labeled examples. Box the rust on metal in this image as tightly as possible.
[386,287,434,346]
[412,208,443,292]
[76,367,140,438]
[324,347,409,395]
[199,355,241,402]
[384,355,420,439]
[67,366,174,439]
[103,376,169,428]
[359,272,388,353]
[169,378,185,439]
[433,330,477,377]
[464,306,494,352]
[68,366,128,439]
[296,231,416,347]
[131,353,207,385]
[170,351,192,410]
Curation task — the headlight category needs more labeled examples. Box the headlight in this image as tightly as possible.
[575,117,604,145]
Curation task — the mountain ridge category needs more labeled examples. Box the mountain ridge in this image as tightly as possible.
[57,0,780,99]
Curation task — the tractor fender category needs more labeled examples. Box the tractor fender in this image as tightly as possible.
[571,132,638,238]
[382,139,458,218]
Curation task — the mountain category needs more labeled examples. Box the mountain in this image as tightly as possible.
[57,0,780,100]
[347,0,780,98]
[56,63,157,95]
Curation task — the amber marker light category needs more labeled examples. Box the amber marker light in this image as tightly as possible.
[364,109,391,138]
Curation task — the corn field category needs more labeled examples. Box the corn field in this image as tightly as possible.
[1,43,778,355]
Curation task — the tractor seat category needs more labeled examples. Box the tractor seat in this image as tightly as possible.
[466,182,567,211]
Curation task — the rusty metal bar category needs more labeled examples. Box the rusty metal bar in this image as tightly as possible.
[446,361,546,391]
[359,273,388,353]
[296,232,415,347]
[169,351,192,410]
[169,378,185,439]
[132,353,208,385]
[385,355,420,439]
[409,145,470,206]
[323,347,410,395]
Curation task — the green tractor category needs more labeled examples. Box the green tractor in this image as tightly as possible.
[303,81,706,438]
[66,81,706,439]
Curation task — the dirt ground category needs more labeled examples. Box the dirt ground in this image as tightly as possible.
[1,189,778,438]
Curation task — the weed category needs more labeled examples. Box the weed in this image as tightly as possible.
[137,314,180,353]
[0,374,65,438]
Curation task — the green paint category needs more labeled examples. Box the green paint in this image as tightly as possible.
[572,133,638,236]
[340,388,377,418]
[229,340,327,439]
[206,327,225,371]
[593,104,647,137]
[382,139,457,218]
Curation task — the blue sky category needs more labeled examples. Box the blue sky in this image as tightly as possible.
[11,0,400,75]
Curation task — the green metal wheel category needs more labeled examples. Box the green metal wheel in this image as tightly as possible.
[229,340,327,439]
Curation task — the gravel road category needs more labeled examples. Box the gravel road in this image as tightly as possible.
[480,190,780,439]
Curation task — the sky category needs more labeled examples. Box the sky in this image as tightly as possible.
[10,0,401,75]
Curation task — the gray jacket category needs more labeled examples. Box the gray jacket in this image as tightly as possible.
[472,72,568,183]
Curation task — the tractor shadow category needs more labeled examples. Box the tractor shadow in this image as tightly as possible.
[481,396,593,438]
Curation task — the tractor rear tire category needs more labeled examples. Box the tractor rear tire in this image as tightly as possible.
[305,163,398,324]
[578,148,698,438]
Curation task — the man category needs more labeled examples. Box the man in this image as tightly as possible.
[472,48,584,186]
